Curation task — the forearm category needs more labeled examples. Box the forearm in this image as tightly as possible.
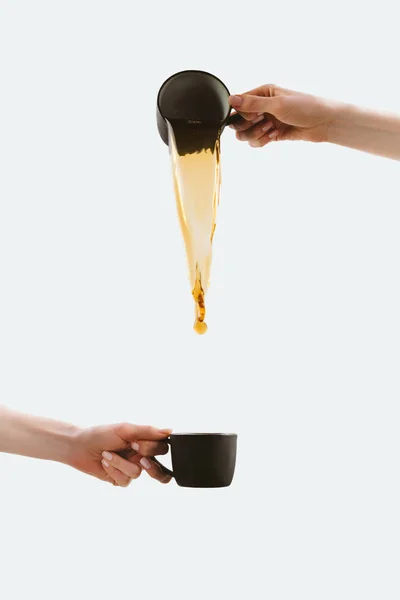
[0,405,79,464]
[326,102,400,161]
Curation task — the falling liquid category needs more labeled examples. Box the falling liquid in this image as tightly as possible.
[168,120,221,334]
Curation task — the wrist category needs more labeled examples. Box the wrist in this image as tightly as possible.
[36,421,82,465]
[322,99,349,144]
[301,96,343,144]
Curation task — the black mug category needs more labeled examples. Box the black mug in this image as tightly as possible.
[154,433,238,488]
[156,69,240,153]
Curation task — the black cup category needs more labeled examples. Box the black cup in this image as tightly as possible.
[154,433,238,488]
[156,70,239,154]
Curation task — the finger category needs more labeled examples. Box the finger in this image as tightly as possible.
[232,110,259,122]
[102,451,142,480]
[139,457,172,484]
[101,459,133,487]
[118,447,137,460]
[242,84,279,96]
[229,94,283,118]
[227,105,259,123]
[249,128,280,148]
[131,440,169,456]
[116,423,172,443]
[236,120,274,142]
[244,84,289,98]
[226,111,265,127]
[229,114,265,132]
[119,448,162,470]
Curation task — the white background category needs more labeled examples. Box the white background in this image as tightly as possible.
[1,1,400,599]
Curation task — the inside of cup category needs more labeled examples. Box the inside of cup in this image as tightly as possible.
[157,70,231,123]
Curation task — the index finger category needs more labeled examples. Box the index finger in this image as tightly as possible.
[131,440,169,456]
[116,423,172,443]
[229,84,285,121]
[227,86,268,122]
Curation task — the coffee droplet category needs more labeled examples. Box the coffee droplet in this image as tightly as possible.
[193,319,208,335]
[168,120,222,334]
[192,274,207,335]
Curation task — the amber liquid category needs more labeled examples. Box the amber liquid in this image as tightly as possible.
[168,120,221,334]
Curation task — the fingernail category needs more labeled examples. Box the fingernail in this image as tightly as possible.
[229,95,242,108]
[102,459,109,468]
[102,451,112,461]
[262,121,273,132]
[159,429,172,435]
[131,442,140,451]
[140,457,152,470]
[257,112,264,116]
[269,130,279,139]
[251,115,264,125]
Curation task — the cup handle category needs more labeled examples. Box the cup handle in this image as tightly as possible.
[225,112,242,126]
[150,438,174,478]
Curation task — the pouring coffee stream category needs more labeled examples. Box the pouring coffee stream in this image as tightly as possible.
[157,70,236,334]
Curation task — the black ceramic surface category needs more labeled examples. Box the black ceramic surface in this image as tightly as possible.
[156,70,232,154]
[155,433,237,488]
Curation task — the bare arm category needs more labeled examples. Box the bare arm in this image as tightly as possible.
[229,85,400,161]
[0,405,171,485]
[0,404,77,463]
[327,102,400,161]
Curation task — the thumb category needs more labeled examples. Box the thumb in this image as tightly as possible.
[229,94,282,117]
[116,423,172,442]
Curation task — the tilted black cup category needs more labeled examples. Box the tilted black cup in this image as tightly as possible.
[153,433,238,488]
[156,70,238,154]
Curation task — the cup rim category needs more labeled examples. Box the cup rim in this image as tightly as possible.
[169,432,237,437]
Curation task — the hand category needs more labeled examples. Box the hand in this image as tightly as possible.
[229,84,335,147]
[68,423,172,487]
